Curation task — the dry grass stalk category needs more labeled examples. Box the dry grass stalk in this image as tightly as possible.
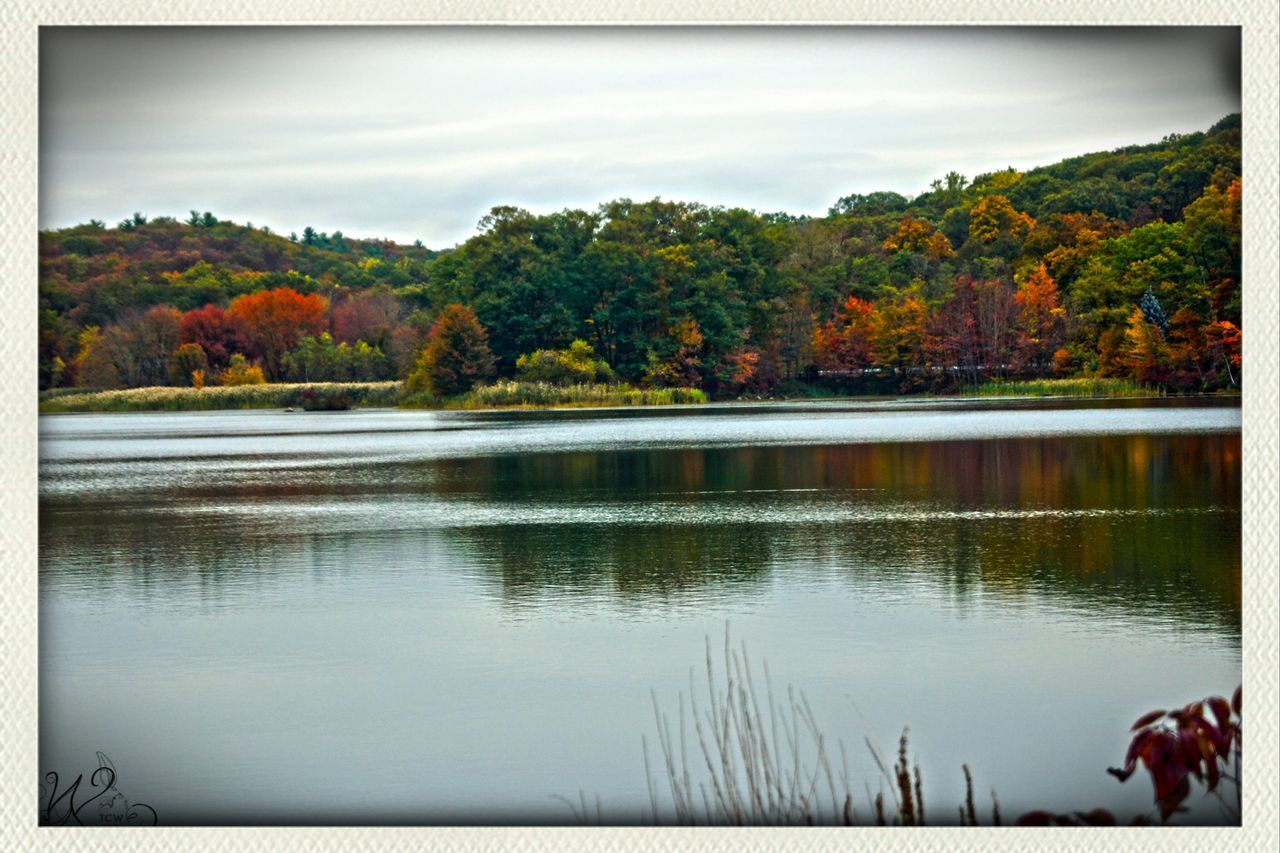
[637,628,997,827]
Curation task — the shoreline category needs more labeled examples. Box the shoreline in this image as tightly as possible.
[37,379,1236,415]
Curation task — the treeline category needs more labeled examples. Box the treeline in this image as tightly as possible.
[39,114,1242,396]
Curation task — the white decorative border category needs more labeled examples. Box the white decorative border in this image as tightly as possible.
[2,3,1275,851]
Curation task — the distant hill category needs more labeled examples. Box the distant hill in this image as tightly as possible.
[40,114,1241,395]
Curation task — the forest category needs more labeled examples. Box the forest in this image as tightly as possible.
[38,114,1242,400]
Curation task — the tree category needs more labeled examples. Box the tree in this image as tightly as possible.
[1013,265,1066,370]
[74,306,182,388]
[643,318,704,388]
[179,303,249,370]
[1139,288,1168,335]
[220,353,266,386]
[812,296,876,372]
[406,304,496,396]
[281,332,390,382]
[168,342,209,386]
[226,288,329,379]
[882,216,937,254]
[516,340,614,385]
[1204,320,1241,388]
[330,285,401,348]
[871,295,930,386]
[968,195,1035,244]
[1119,307,1171,386]
[828,191,908,218]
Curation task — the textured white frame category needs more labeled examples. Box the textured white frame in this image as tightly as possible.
[2,3,1275,851]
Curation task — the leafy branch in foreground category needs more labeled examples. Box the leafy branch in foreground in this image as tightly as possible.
[560,630,1241,827]
[1019,685,1242,826]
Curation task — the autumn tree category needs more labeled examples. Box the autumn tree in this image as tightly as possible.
[1204,320,1241,388]
[643,318,704,388]
[180,303,250,371]
[220,353,266,386]
[968,195,1035,244]
[330,284,401,348]
[812,296,877,372]
[871,295,930,387]
[406,304,496,397]
[77,306,183,388]
[1013,264,1066,370]
[882,216,936,254]
[1118,307,1172,386]
[226,287,329,380]
[973,279,1017,375]
[168,343,209,387]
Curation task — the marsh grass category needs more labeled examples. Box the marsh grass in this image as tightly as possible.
[38,381,403,413]
[444,380,706,409]
[38,386,95,401]
[632,630,995,827]
[962,377,1158,398]
[40,379,707,413]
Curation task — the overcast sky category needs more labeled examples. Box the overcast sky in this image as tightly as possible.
[39,27,1240,248]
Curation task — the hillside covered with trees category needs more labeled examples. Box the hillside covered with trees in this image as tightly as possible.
[39,114,1242,399]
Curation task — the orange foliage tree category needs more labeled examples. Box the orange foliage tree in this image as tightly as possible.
[226,288,329,380]
[1118,307,1172,386]
[871,295,930,387]
[812,296,877,372]
[406,304,496,397]
[1013,264,1066,370]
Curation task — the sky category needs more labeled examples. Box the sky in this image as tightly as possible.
[39,27,1241,249]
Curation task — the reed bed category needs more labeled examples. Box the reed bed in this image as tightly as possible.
[443,381,706,410]
[628,629,995,827]
[39,381,403,413]
[962,377,1158,398]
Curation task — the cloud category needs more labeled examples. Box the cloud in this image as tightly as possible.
[39,27,1241,247]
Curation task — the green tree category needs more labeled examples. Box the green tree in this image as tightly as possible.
[168,342,209,386]
[516,340,614,385]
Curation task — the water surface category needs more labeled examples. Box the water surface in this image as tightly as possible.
[39,398,1242,824]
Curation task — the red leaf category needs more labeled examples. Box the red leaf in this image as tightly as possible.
[1232,685,1241,715]
[1208,697,1231,730]
[1217,726,1235,758]
[1131,709,1166,730]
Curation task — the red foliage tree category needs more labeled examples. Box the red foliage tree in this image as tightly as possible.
[179,303,250,370]
[330,285,401,348]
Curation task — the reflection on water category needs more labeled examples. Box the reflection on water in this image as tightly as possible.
[42,434,1242,631]
[38,400,1241,824]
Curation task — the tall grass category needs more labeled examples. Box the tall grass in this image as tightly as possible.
[38,381,403,413]
[38,387,96,402]
[962,377,1158,398]
[40,379,708,413]
[443,380,706,410]
[629,629,995,827]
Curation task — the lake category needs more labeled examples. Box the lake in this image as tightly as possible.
[38,398,1242,825]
